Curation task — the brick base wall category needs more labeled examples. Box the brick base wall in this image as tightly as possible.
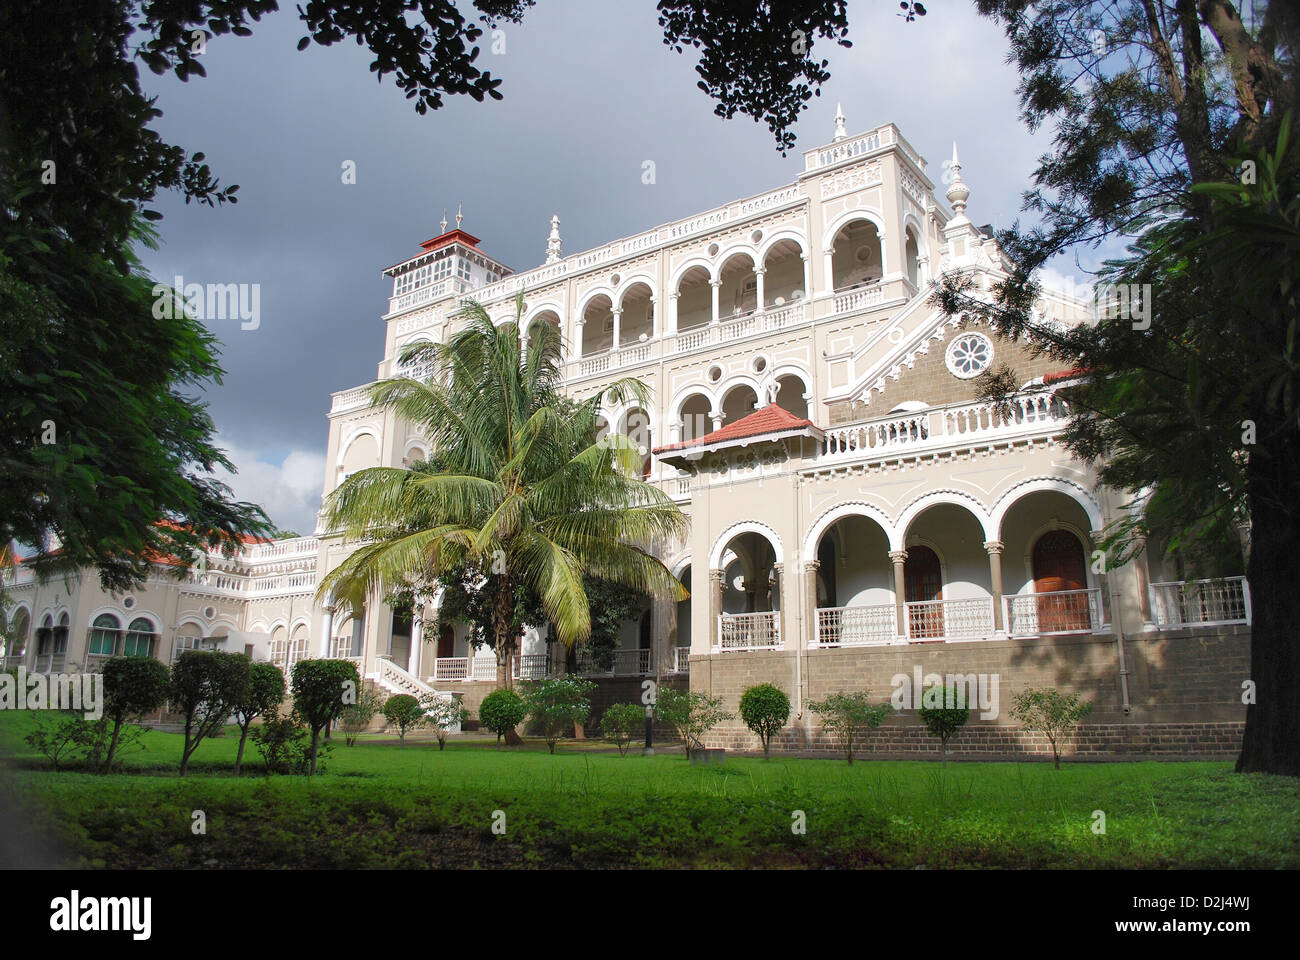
[690,627,1250,760]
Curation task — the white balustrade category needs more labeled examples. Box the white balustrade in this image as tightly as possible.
[904,597,995,642]
[815,604,896,647]
[1149,578,1251,627]
[832,285,886,314]
[672,646,691,674]
[575,648,650,676]
[1005,589,1103,637]
[716,611,781,651]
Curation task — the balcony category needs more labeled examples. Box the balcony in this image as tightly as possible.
[670,646,691,674]
[430,657,497,682]
[1150,577,1251,628]
[716,611,781,652]
[574,648,651,677]
[822,392,1070,463]
[1005,589,1104,637]
[815,603,895,647]
[906,597,996,642]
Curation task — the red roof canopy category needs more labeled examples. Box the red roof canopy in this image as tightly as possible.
[653,403,822,455]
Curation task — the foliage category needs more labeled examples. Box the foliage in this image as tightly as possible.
[655,687,733,758]
[600,702,647,757]
[421,694,469,750]
[382,694,426,743]
[24,713,143,771]
[576,578,650,672]
[478,688,527,745]
[521,675,596,754]
[101,656,170,770]
[290,659,361,775]
[170,651,250,775]
[739,684,790,759]
[917,685,971,764]
[252,715,330,775]
[946,0,1299,773]
[1010,688,1095,770]
[317,298,688,688]
[808,692,889,765]
[232,662,285,775]
[338,685,385,747]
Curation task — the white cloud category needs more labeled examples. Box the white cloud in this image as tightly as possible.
[214,442,325,536]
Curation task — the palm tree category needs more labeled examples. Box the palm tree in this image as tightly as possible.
[317,294,689,689]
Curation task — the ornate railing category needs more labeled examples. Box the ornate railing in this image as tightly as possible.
[832,284,885,314]
[904,598,995,642]
[671,646,691,674]
[575,648,650,676]
[1005,588,1103,637]
[823,393,1070,461]
[512,654,550,680]
[716,611,781,651]
[1149,578,1251,627]
[431,656,498,681]
[815,603,896,647]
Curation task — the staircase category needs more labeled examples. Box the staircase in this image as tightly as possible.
[368,656,462,733]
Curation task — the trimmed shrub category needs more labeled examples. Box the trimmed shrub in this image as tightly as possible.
[478,689,527,745]
[1010,688,1094,768]
[739,683,790,759]
[917,683,971,764]
[102,656,170,771]
[808,692,890,764]
[601,702,646,757]
[655,688,733,758]
[382,693,426,742]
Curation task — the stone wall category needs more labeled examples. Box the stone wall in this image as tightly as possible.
[689,627,1249,760]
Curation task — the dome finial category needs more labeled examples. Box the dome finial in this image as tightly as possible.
[945,141,970,217]
[440,208,448,234]
[833,102,848,142]
[545,214,563,264]
[455,201,464,230]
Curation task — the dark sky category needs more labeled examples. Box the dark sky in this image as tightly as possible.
[135,1,1072,533]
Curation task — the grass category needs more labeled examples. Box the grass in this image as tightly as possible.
[2,712,1297,869]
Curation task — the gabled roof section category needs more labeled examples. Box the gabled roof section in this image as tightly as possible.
[654,403,823,462]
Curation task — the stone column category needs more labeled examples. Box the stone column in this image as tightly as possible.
[710,280,721,325]
[754,267,766,315]
[889,549,909,642]
[984,540,1005,635]
[573,318,584,359]
[317,606,334,657]
[822,248,835,296]
[666,293,679,336]
[408,609,423,676]
[1132,534,1156,630]
[805,560,821,647]
[649,296,659,340]
[611,308,622,350]
[772,562,785,647]
[801,254,812,300]
[1091,528,1112,629]
[709,568,724,651]
[710,410,723,432]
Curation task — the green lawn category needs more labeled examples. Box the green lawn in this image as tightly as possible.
[2,712,1296,869]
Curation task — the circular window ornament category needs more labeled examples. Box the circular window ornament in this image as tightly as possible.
[707,365,723,383]
[945,332,994,379]
[122,596,136,610]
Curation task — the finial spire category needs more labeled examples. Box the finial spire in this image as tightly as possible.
[545,214,563,264]
[455,201,463,230]
[945,140,970,218]
[440,208,448,233]
[833,102,847,142]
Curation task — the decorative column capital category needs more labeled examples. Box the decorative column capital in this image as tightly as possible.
[710,279,722,288]
[754,266,766,276]
[888,549,909,564]
[709,568,724,583]
[982,540,1005,556]
[805,559,820,574]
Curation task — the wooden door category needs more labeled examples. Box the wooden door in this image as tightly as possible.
[437,624,455,660]
[904,545,943,639]
[1032,531,1089,631]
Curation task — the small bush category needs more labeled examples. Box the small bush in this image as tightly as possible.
[253,716,330,775]
[655,688,733,759]
[808,692,890,764]
[421,694,469,750]
[600,702,646,757]
[1010,688,1094,768]
[478,689,527,745]
[739,684,790,759]
[917,683,971,764]
[338,686,384,746]
[382,694,426,742]
[522,676,595,754]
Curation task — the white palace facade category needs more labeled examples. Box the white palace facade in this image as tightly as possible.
[2,115,1252,755]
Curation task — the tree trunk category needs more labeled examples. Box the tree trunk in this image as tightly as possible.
[1236,446,1300,775]
[309,729,320,776]
[104,716,123,771]
[235,724,249,776]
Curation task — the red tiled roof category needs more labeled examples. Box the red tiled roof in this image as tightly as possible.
[1042,367,1091,385]
[419,228,481,253]
[653,403,822,455]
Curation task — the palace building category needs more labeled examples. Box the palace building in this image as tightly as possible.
[2,113,1252,758]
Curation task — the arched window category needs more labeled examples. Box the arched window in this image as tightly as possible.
[53,612,69,653]
[89,613,122,656]
[6,608,30,659]
[125,617,158,657]
[904,546,944,639]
